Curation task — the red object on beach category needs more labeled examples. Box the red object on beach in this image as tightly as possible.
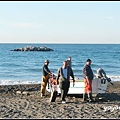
[49,74,58,102]
[49,74,57,90]
[84,78,92,93]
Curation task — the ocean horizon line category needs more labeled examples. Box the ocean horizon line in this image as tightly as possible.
[0,43,120,45]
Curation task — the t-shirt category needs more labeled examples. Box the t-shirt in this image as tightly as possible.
[62,67,68,79]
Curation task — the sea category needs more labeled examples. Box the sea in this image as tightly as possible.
[0,43,120,85]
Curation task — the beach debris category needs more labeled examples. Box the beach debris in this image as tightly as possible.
[16,90,30,96]
[16,90,31,95]
[95,96,107,102]
[22,91,30,96]
[10,46,53,51]
[16,91,22,94]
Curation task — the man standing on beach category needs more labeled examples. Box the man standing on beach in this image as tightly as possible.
[82,59,95,102]
[41,60,52,97]
[56,60,75,103]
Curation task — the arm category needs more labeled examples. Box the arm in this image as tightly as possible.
[85,76,90,84]
[85,67,90,84]
[70,67,75,82]
[70,68,75,87]
[56,68,60,84]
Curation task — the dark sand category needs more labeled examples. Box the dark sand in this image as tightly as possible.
[0,81,120,119]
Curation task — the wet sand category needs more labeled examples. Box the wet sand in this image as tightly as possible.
[0,81,120,119]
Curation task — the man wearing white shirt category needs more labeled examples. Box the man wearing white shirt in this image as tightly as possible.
[57,60,75,103]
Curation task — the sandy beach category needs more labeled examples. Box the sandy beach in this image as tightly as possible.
[0,81,120,119]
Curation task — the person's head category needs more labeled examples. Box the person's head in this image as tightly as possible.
[63,60,67,68]
[97,68,101,74]
[86,59,92,65]
[97,68,102,71]
[44,60,50,65]
[68,56,71,60]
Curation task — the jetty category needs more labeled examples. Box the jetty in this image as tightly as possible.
[10,46,53,51]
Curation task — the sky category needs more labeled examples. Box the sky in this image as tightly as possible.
[0,1,120,44]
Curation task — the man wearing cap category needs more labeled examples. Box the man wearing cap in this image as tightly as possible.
[82,59,95,102]
[41,60,52,97]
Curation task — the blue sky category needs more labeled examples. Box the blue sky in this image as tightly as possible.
[0,1,120,44]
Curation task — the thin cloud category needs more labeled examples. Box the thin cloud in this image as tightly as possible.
[107,16,114,20]
[9,22,43,29]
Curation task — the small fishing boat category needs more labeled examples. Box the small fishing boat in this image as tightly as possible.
[46,75,110,96]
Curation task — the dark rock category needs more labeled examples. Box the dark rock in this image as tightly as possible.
[10,46,53,52]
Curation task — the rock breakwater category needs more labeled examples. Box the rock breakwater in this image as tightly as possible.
[10,46,53,51]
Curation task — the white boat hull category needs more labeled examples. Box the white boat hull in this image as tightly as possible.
[46,78,108,95]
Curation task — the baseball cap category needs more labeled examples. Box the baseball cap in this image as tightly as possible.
[86,59,92,62]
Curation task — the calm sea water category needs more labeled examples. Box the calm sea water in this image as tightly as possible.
[0,43,120,85]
